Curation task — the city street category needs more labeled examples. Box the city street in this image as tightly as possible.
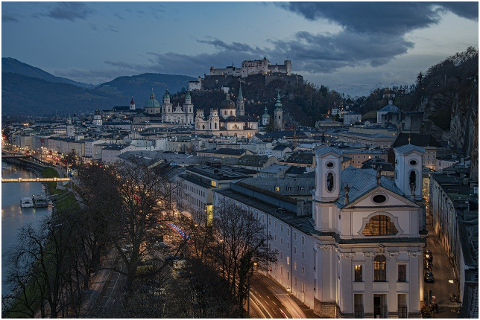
[425,220,462,317]
[249,274,318,318]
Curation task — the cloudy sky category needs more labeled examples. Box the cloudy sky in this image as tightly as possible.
[2,1,478,96]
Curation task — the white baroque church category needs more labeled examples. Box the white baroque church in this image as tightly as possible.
[212,144,427,318]
[310,144,426,317]
[195,83,258,138]
[161,88,194,124]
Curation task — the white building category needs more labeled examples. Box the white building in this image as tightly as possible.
[161,88,194,124]
[212,144,426,317]
[343,112,362,126]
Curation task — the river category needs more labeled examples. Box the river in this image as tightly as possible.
[2,162,52,297]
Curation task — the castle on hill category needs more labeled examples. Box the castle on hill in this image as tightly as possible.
[188,58,302,91]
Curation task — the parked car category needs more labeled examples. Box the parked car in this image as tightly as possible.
[424,249,433,261]
[425,260,433,271]
[424,271,435,283]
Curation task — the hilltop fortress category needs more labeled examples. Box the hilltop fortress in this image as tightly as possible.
[210,57,291,78]
[189,57,302,91]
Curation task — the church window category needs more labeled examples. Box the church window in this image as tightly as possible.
[409,171,416,187]
[326,172,334,191]
[326,162,334,168]
[374,255,387,281]
[362,215,398,236]
[410,159,417,166]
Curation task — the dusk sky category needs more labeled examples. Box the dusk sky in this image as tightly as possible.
[2,1,478,96]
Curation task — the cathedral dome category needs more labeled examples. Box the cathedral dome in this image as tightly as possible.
[220,93,236,109]
[145,88,160,108]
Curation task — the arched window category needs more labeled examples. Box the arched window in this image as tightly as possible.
[362,215,398,236]
[326,172,334,191]
[409,170,416,193]
[374,255,386,281]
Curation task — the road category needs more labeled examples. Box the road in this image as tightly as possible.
[424,218,461,317]
[249,274,318,318]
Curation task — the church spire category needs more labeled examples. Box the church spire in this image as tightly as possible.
[236,81,245,116]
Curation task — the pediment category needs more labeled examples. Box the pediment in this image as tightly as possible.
[343,186,419,209]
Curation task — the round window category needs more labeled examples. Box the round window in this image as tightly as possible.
[410,159,417,166]
[373,194,387,203]
[326,162,334,168]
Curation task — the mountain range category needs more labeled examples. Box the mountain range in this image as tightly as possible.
[2,58,195,117]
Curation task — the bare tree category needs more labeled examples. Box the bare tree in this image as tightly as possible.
[212,198,277,312]
[111,157,174,293]
[76,163,122,288]
[3,212,84,318]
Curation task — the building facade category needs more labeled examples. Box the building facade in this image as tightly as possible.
[212,145,427,317]
[161,88,194,124]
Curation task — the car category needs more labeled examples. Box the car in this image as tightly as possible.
[425,260,433,271]
[424,249,433,261]
[424,271,435,283]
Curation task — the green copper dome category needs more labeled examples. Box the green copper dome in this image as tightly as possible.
[262,106,269,118]
[145,88,160,108]
[221,93,236,109]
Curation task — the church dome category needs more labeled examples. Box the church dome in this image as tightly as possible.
[220,93,236,109]
[145,88,160,108]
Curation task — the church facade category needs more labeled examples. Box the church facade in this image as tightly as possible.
[161,88,194,124]
[195,86,258,138]
[212,144,426,317]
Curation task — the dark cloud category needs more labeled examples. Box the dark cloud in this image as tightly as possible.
[436,2,478,21]
[270,30,414,73]
[279,2,446,35]
[101,28,414,79]
[197,39,259,53]
[46,2,93,21]
[2,13,19,22]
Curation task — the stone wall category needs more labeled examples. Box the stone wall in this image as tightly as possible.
[314,298,337,317]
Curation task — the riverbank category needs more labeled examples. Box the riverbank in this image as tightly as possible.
[2,163,78,317]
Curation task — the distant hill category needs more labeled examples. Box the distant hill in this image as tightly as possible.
[2,72,128,116]
[2,57,94,89]
[1,58,195,116]
[95,73,195,103]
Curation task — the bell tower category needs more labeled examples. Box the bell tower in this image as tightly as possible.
[273,91,283,131]
[314,147,343,202]
[313,147,344,232]
[394,144,425,201]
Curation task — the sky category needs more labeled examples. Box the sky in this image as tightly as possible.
[1,1,478,97]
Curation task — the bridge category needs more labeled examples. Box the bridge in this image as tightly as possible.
[2,154,32,159]
[2,177,71,183]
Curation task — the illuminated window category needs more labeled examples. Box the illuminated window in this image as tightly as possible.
[374,255,386,281]
[354,265,363,282]
[362,215,398,236]
[211,180,217,187]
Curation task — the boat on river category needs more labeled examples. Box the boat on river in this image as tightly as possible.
[20,197,34,208]
[32,194,49,207]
